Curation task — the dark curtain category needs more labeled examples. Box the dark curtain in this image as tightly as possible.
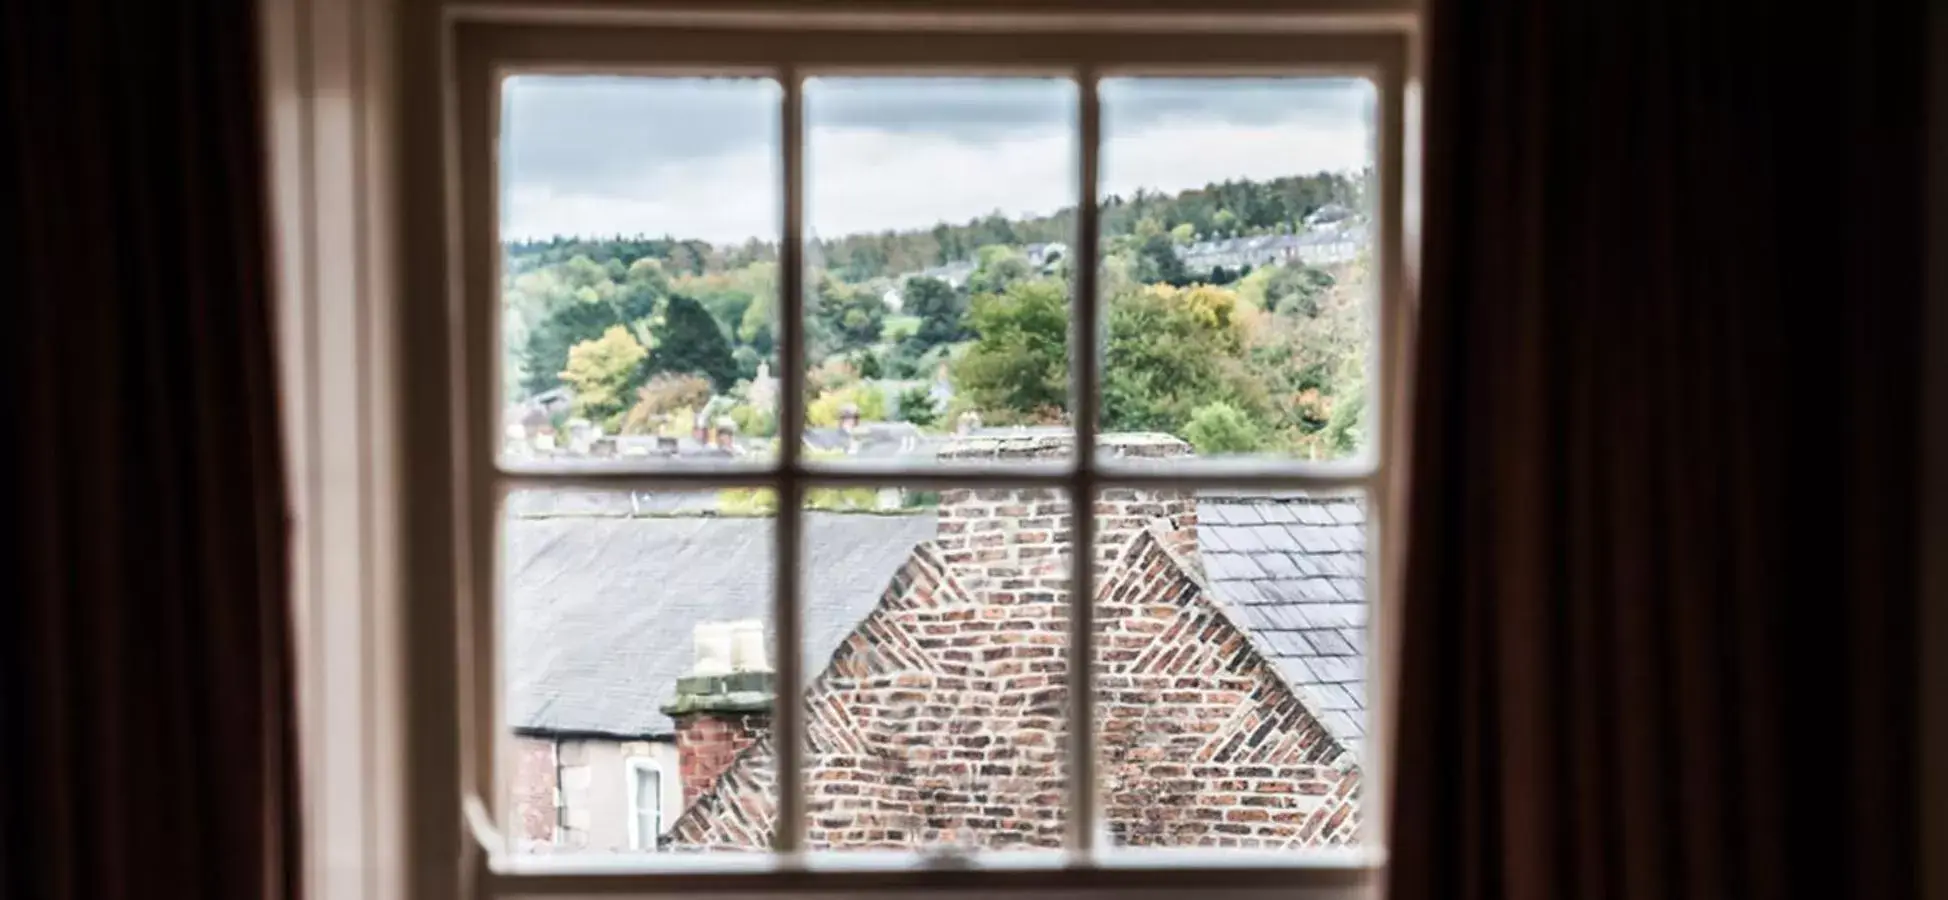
[0,2,298,900]
[1389,1,1926,898]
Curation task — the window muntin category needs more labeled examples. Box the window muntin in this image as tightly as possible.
[461,18,1407,892]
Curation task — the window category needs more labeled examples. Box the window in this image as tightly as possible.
[453,8,1411,896]
[627,757,665,852]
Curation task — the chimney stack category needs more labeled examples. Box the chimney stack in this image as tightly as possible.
[663,619,774,809]
[931,433,1199,592]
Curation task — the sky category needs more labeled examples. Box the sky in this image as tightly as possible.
[500,76,1372,244]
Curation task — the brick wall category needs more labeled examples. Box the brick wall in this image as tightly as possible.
[673,712,769,810]
[666,434,1360,851]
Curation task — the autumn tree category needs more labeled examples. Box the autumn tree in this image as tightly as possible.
[560,325,648,431]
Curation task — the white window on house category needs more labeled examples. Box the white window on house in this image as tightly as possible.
[450,7,1414,898]
[626,758,663,852]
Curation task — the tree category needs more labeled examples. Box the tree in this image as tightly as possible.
[811,275,886,355]
[952,280,1070,422]
[1102,284,1268,435]
[738,287,775,355]
[649,294,739,390]
[1134,231,1190,286]
[1182,401,1264,455]
[964,245,1033,297]
[521,297,621,396]
[807,383,888,427]
[1264,264,1335,317]
[894,385,940,427]
[621,372,713,434]
[900,275,967,354]
[561,326,648,431]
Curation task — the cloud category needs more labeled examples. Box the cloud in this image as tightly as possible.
[501,76,1371,243]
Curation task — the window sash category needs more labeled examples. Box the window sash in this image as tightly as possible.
[453,12,1410,891]
[627,760,662,851]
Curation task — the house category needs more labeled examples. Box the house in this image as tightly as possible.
[506,434,1367,853]
[1177,224,1368,274]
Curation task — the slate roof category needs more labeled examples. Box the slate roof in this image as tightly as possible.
[504,512,934,738]
[1196,493,1369,754]
[507,494,1368,755]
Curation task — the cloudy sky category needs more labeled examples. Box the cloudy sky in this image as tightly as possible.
[501,76,1371,244]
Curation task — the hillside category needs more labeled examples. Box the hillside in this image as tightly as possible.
[501,171,1370,460]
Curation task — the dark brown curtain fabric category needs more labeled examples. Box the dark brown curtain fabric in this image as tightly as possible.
[0,2,298,900]
[1389,2,1926,899]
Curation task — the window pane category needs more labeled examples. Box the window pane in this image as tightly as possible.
[801,77,1078,468]
[1093,473,1369,850]
[498,76,783,471]
[504,488,776,855]
[771,474,1075,853]
[1097,78,1376,464]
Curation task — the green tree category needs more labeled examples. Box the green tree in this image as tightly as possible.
[900,275,967,354]
[1102,284,1268,434]
[952,280,1070,421]
[1182,401,1264,455]
[1134,231,1190,286]
[561,326,648,431]
[894,385,940,427]
[964,245,1033,297]
[811,275,886,355]
[649,294,739,390]
[522,298,620,396]
[1264,264,1335,317]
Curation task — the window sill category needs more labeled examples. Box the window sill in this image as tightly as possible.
[486,846,1381,897]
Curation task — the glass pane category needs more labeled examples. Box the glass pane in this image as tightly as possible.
[801,77,1078,468]
[1093,476,1369,850]
[782,477,1074,853]
[1097,79,1376,464]
[503,488,776,855]
[498,76,783,470]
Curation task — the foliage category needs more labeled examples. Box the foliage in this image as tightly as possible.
[1263,264,1336,317]
[1182,401,1265,455]
[672,261,774,340]
[648,294,739,390]
[502,173,1370,457]
[1102,284,1266,434]
[807,383,888,428]
[952,280,1071,423]
[899,275,967,354]
[894,385,940,427]
[621,372,713,434]
[719,484,887,515]
[811,274,887,356]
[508,253,668,397]
[560,326,648,431]
[964,246,1033,298]
[727,402,777,438]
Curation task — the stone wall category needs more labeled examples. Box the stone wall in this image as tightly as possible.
[510,736,559,851]
[667,434,1360,850]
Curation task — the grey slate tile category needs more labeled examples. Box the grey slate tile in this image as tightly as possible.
[1306,656,1363,684]
[1301,628,1357,656]
[1203,552,1267,580]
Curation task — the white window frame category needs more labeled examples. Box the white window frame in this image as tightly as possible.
[443,7,1416,898]
[625,757,664,853]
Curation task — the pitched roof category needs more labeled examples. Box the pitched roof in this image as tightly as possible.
[503,512,934,737]
[1196,493,1368,753]
[506,494,1368,751]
